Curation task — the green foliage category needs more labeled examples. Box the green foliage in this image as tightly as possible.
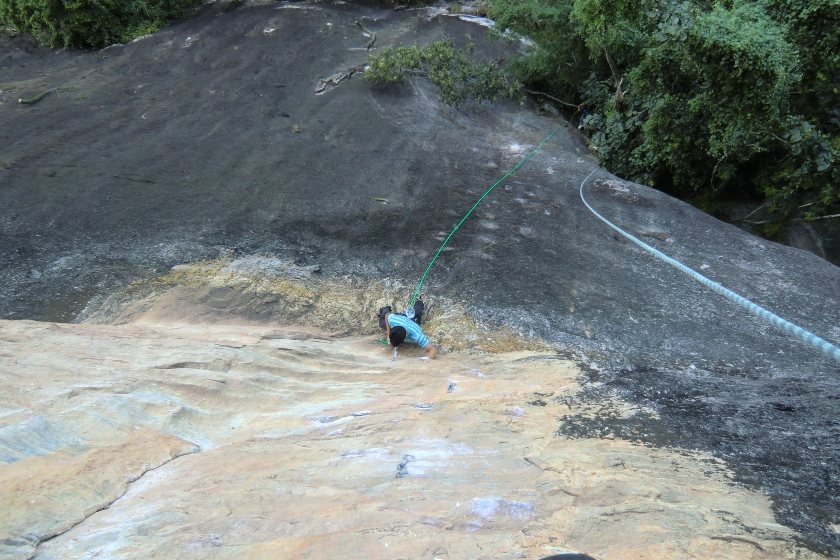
[365,39,521,107]
[0,0,203,48]
[488,0,589,104]
[487,0,839,229]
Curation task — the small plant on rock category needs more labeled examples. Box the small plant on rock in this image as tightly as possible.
[365,39,521,107]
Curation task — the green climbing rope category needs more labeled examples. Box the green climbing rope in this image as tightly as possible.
[409,122,569,306]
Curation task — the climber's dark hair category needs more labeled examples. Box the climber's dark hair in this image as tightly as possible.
[390,327,407,347]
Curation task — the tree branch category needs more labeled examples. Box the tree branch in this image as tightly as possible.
[602,40,626,108]
[733,199,772,222]
[711,178,729,199]
[735,212,840,226]
[603,44,621,91]
[794,213,840,222]
[522,88,579,108]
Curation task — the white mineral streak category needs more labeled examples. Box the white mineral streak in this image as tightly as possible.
[0,318,818,559]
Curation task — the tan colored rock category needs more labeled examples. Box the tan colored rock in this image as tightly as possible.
[0,319,819,559]
[79,257,554,355]
[0,431,197,559]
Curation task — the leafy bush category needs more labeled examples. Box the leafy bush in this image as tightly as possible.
[488,0,839,232]
[365,39,521,107]
[488,0,588,107]
[0,0,203,48]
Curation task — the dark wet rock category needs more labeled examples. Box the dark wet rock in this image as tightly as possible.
[556,367,840,555]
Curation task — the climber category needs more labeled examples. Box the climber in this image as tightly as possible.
[577,102,589,129]
[378,299,438,359]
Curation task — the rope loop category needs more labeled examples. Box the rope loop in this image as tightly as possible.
[579,168,840,364]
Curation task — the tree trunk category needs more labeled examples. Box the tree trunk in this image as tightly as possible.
[603,43,621,92]
[603,42,625,109]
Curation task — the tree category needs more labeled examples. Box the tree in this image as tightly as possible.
[489,0,839,236]
[365,39,520,107]
[0,0,203,48]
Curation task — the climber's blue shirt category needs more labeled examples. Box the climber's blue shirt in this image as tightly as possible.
[386,314,431,348]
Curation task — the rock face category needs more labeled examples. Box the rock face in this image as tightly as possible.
[0,319,820,559]
[1,0,840,554]
[78,254,840,555]
[2,0,838,374]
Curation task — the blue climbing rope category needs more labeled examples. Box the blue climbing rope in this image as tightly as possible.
[409,123,569,306]
[579,167,840,364]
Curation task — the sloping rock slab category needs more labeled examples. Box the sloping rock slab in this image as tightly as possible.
[0,320,819,559]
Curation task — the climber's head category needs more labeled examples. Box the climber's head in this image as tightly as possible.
[389,327,407,347]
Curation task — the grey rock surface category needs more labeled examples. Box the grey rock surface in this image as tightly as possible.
[1,0,839,554]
